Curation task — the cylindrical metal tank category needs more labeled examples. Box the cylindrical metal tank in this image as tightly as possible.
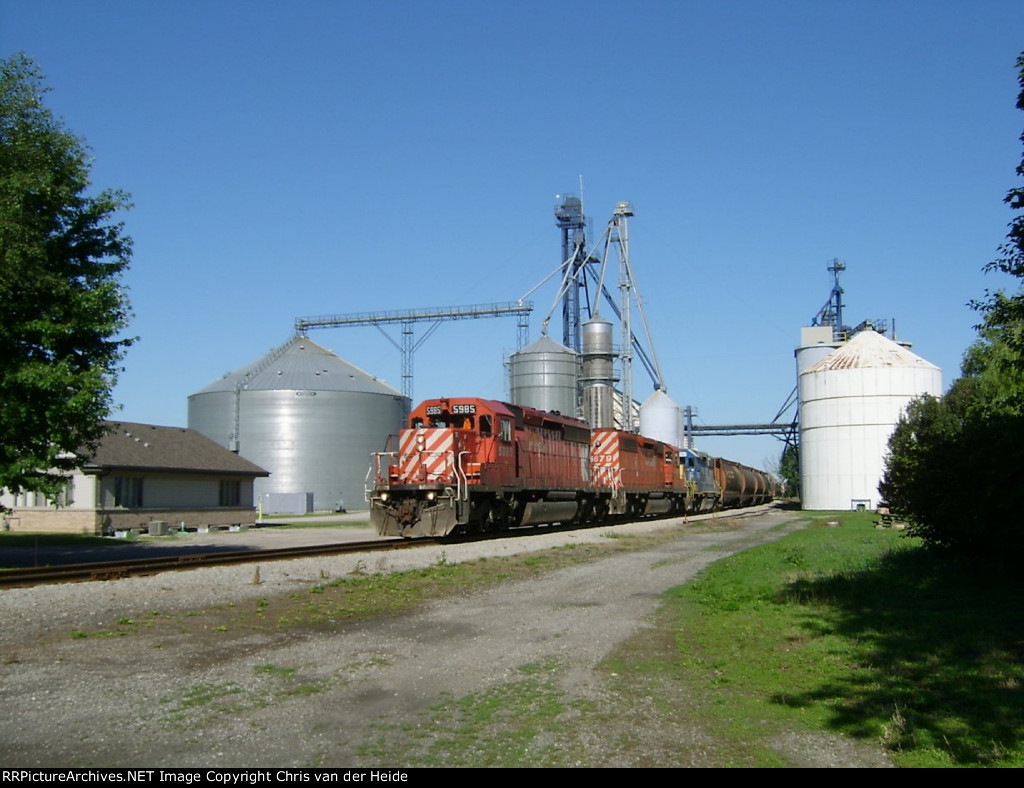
[508,336,578,416]
[188,336,409,513]
[639,389,682,448]
[581,316,615,428]
[798,329,942,511]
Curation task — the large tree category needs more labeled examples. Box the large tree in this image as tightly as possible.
[0,53,133,502]
[975,52,1024,387]
[880,52,1024,561]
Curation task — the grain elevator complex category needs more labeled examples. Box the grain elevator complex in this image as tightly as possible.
[189,207,941,517]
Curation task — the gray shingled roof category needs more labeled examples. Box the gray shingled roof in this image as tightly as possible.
[82,422,269,476]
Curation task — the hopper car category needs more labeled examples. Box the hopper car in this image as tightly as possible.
[367,396,777,538]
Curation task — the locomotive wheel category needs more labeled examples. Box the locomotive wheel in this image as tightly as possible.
[469,499,493,534]
[488,500,512,532]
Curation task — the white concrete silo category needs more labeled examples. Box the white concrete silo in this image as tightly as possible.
[795,325,840,376]
[798,329,941,510]
[188,336,409,513]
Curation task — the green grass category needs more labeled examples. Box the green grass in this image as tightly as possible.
[256,518,371,529]
[255,663,298,679]
[0,533,112,549]
[636,511,1024,767]
[63,538,628,639]
[158,681,248,725]
[359,659,569,767]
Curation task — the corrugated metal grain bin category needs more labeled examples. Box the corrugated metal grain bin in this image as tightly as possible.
[509,335,578,416]
[188,336,409,512]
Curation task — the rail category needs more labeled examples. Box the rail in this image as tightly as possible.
[0,537,440,589]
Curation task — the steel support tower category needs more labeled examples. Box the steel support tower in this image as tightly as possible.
[295,301,533,403]
[554,195,589,353]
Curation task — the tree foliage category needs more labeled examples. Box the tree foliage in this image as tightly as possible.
[880,380,1024,558]
[974,52,1024,388]
[778,442,800,500]
[0,53,133,501]
[880,52,1024,562]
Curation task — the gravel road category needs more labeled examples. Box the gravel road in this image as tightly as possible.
[0,509,893,768]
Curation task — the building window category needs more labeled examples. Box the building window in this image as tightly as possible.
[113,476,143,508]
[219,480,241,507]
[52,481,74,508]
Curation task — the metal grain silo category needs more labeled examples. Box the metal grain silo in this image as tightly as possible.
[798,329,941,511]
[188,336,408,513]
[581,316,616,428]
[509,336,578,416]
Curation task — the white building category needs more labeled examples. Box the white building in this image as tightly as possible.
[0,422,268,534]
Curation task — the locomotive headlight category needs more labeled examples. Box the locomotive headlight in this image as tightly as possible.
[426,491,436,501]
[380,492,388,502]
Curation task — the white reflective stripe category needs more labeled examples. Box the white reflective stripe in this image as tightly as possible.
[398,428,455,482]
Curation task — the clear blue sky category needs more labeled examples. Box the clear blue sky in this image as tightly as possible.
[3,1,1022,471]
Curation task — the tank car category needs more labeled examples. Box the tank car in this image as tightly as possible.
[714,458,778,508]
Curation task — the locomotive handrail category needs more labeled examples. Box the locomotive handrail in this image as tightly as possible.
[455,451,470,502]
[366,451,398,497]
[364,459,379,501]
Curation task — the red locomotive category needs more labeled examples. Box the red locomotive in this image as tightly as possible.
[367,396,777,538]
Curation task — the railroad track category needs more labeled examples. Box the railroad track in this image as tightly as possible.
[0,537,440,589]
[0,504,780,589]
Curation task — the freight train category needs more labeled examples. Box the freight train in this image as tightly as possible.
[367,396,778,538]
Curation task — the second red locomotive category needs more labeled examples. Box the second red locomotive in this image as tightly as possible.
[367,396,777,538]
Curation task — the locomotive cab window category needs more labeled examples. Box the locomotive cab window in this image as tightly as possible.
[426,414,476,429]
[499,418,512,442]
[479,415,492,435]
